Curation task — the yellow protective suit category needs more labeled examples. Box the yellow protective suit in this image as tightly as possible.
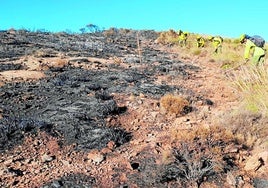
[196,36,205,48]
[178,32,188,47]
[212,36,223,53]
[244,39,266,66]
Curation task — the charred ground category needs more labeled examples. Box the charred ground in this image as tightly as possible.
[0,29,267,187]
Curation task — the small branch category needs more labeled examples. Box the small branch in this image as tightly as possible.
[137,32,142,63]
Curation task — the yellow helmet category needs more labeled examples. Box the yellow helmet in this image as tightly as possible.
[239,34,246,42]
[196,35,201,39]
[208,36,213,40]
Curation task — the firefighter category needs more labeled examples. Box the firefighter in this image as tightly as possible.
[208,36,223,53]
[178,31,189,47]
[239,34,266,66]
[196,35,205,48]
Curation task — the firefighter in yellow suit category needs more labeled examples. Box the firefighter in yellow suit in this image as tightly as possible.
[239,34,266,66]
[178,30,189,47]
[208,36,223,53]
[196,35,205,48]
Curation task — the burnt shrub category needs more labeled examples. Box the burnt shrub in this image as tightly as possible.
[161,125,243,186]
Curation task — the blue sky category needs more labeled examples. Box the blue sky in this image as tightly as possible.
[1,0,268,40]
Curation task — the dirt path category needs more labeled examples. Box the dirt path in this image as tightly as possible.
[157,45,240,125]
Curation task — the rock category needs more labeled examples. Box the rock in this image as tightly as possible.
[200,182,218,188]
[61,160,70,166]
[107,141,115,150]
[87,150,104,165]
[41,154,54,163]
[3,158,13,165]
[253,178,268,188]
[244,151,268,171]
[226,172,236,187]
[151,111,158,118]
[259,151,268,164]
[50,180,62,188]
[0,167,7,176]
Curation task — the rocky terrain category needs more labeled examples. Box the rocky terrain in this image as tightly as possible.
[0,28,267,187]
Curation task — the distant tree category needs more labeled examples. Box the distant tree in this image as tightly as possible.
[36,28,49,33]
[86,24,101,33]
[80,28,86,34]
[65,29,74,34]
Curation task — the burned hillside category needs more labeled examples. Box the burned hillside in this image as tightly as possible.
[0,29,200,152]
[0,29,267,188]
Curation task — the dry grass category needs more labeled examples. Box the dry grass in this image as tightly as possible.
[157,30,268,127]
[176,125,232,141]
[191,48,201,56]
[230,64,268,115]
[157,30,268,116]
[220,60,268,152]
[156,31,247,65]
[160,94,189,116]
[103,27,117,37]
[219,110,268,149]
[155,29,179,45]
[156,30,268,185]
[112,56,124,64]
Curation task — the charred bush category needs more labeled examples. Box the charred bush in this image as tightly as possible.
[0,116,52,151]
[41,173,96,188]
[74,126,132,150]
[95,90,113,100]
[110,128,132,147]
[161,143,217,186]
[0,62,24,71]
